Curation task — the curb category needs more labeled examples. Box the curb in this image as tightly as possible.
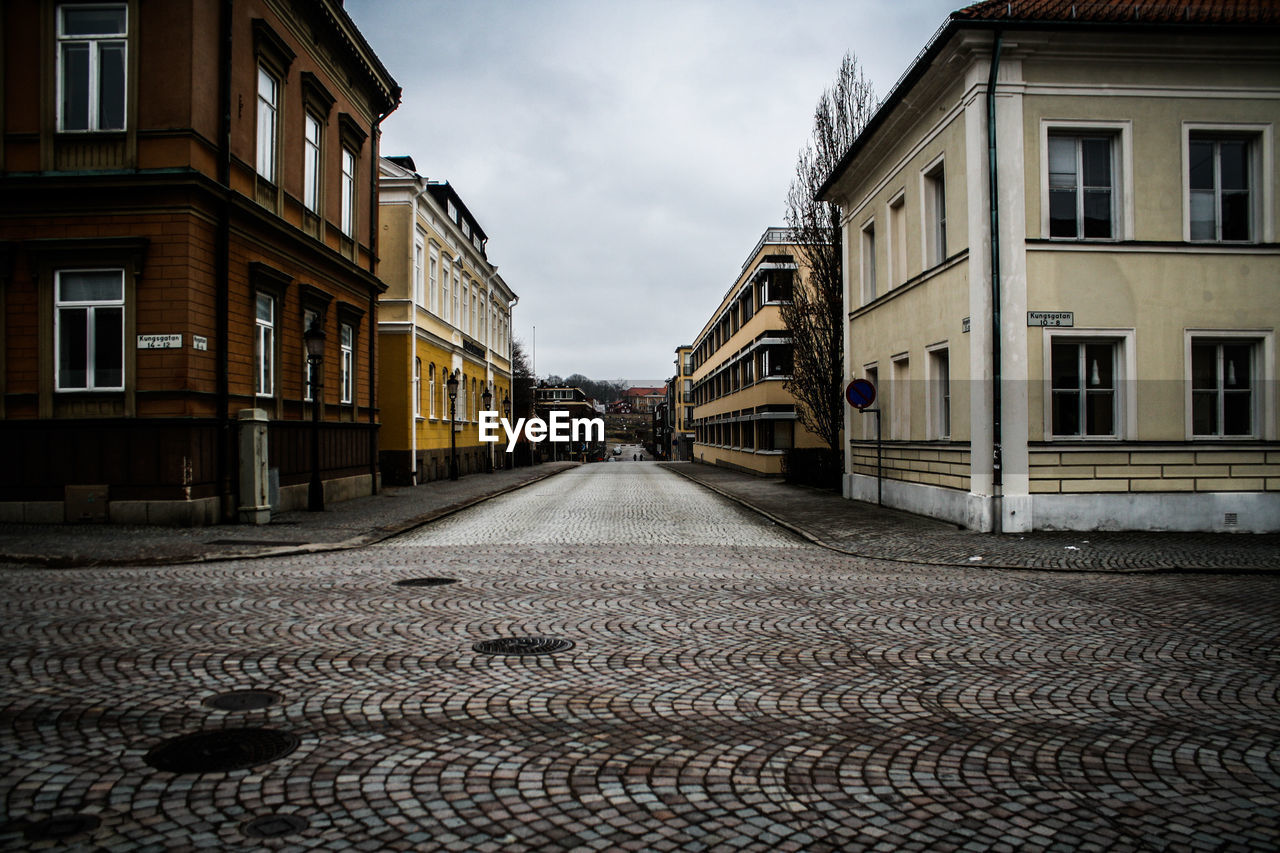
[1,463,579,570]
[664,465,1280,575]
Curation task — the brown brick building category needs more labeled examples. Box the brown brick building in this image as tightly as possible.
[0,0,399,523]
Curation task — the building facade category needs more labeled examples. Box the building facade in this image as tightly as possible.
[0,0,399,524]
[820,0,1280,532]
[376,157,515,484]
[672,345,694,460]
[690,228,826,475]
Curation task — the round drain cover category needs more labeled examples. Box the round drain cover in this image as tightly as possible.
[473,637,575,656]
[242,813,308,838]
[394,577,458,587]
[203,689,281,711]
[144,727,299,774]
[23,814,100,842]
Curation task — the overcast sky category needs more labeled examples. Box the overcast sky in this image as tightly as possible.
[346,0,959,381]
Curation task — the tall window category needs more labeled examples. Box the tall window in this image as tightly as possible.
[303,113,321,213]
[413,235,425,307]
[1192,340,1254,436]
[1189,136,1253,242]
[339,324,354,404]
[428,363,436,419]
[255,293,274,396]
[440,256,451,322]
[452,266,461,327]
[1048,134,1114,239]
[340,148,356,238]
[256,66,278,181]
[929,348,950,439]
[55,269,124,391]
[413,357,422,417]
[924,163,946,267]
[57,4,127,132]
[892,356,910,440]
[861,222,876,303]
[888,195,907,286]
[428,246,439,314]
[1051,341,1116,437]
[303,309,318,402]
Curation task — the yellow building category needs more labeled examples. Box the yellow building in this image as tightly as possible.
[673,345,694,459]
[377,156,517,484]
[690,228,826,475]
[820,0,1279,532]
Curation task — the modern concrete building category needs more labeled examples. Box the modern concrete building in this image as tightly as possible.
[689,228,826,475]
[376,156,516,484]
[819,0,1279,532]
[0,0,399,523]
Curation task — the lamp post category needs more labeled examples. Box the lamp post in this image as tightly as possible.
[481,384,493,473]
[303,317,326,511]
[502,394,511,469]
[446,369,459,480]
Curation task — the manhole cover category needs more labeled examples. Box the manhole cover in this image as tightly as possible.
[472,637,575,656]
[23,814,100,842]
[242,813,308,838]
[144,728,299,774]
[394,577,458,587]
[203,689,282,711]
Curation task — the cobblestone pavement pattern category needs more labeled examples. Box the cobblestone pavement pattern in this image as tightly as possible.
[2,463,1278,851]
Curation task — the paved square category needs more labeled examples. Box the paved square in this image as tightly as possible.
[2,464,1277,850]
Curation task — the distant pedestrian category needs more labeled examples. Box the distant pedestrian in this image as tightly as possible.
[633,454,637,461]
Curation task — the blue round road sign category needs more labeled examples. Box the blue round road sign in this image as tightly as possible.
[846,378,876,409]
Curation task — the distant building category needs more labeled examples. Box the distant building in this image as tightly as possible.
[672,345,695,460]
[820,0,1280,532]
[535,384,602,461]
[0,0,398,523]
[689,228,826,475]
[621,386,665,413]
[376,157,516,484]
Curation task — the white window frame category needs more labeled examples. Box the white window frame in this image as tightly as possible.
[891,353,910,440]
[428,245,439,315]
[303,309,318,402]
[255,292,275,397]
[339,323,354,404]
[1182,122,1273,244]
[887,191,907,288]
[340,147,356,238]
[862,363,879,440]
[1184,329,1275,441]
[1040,119,1132,241]
[921,156,947,269]
[1041,328,1136,442]
[926,342,950,440]
[860,220,876,305]
[56,3,128,133]
[256,64,279,182]
[428,363,437,419]
[413,232,425,308]
[452,266,461,327]
[413,357,422,418]
[440,255,451,322]
[54,268,125,392]
[303,112,322,213]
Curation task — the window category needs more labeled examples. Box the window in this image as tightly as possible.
[339,324,353,404]
[863,365,878,439]
[1051,341,1116,437]
[929,347,950,439]
[303,309,318,402]
[924,162,946,267]
[861,222,876,303]
[892,356,910,440]
[55,269,124,391]
[1189,136,1254,242]
[428,247,439,314]
[428,363,436,419]
[452,266,461,326]
[255,293,274,396]
[340,148,356,237]
[57,4,127,132]
[888,194,907,286]
[1048,134,1114,239]
[256,66,278,181]
[1192,340,1255,437]
[413,234,425,307]
[413,357,422,418]
[440,256,451,322]
[303,113,321,213]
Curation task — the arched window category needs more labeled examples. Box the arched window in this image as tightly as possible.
[428,363,436,419]
[413,358,422,417]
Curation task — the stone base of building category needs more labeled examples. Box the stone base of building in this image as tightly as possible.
[379,448,495,486]
[844,473,1279,533]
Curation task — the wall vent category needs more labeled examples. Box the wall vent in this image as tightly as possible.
[1224,512,1239,527]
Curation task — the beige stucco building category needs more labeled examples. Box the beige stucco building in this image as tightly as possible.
[377,156,516,485]
[820,0,1279,532]
[690,228,826,475]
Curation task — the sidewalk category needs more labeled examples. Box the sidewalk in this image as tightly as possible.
[664,462,1280,572]
[0,462,579,569]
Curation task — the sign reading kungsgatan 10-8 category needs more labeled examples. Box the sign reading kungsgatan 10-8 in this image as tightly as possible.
[479,411,604,452]
[1027,311,1074,327]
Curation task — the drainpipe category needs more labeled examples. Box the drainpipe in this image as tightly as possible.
[987,31,1003,534]
[215,0,233,520]
[366,104,395,495]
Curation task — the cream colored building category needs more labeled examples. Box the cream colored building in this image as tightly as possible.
[820,0,1279,532]
[377,156,516,484]
[690,228,826,475]
[673,345,694,460]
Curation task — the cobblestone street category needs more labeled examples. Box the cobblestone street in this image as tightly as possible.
[2,464,1278,850]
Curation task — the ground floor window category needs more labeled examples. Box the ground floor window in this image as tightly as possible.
[339,323,354,404]
[1192,339,1255,437]
[55,269,124,391]
[1051,340,1117,437]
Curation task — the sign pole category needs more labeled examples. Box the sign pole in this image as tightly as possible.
[845,378,881,506]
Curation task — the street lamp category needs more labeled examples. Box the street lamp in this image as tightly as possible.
[303,317,326,511]
[481,385,493,473]
[446,369,459,480]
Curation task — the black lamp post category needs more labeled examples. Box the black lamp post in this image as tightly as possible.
[481,385,493,473]
[446,369,459,480]
[303,317,326,511]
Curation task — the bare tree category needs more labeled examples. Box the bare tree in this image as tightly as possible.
[782,52,876,466]
[511,338,536,417]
